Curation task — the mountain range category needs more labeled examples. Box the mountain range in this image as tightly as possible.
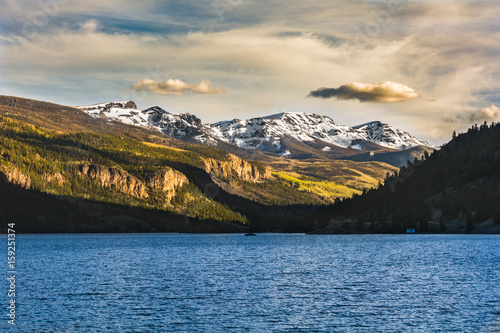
[77,101,433,165]
[3,95,496,234]
[0,95,397,233]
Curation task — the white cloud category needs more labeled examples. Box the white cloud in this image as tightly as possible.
[132,78,225,95]
[80,20,98,33]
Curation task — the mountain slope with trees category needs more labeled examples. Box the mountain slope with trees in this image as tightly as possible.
[0,96,398,232]
[312,123,500,234]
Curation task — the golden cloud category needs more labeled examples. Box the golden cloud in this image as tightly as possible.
[308,81,420,103]
[132,79,225,95]
[467,104,500,122]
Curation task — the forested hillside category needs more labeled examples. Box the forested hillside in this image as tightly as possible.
[0,114,367,232]
[0,95,420,233]
[313,123,500,233]
[0,116,249,229]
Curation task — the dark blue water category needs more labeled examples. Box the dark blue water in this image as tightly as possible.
[2,234,499,332]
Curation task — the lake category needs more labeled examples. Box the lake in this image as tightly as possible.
[2,234,499,332]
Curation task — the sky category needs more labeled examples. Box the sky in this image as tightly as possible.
[0,0,499,145]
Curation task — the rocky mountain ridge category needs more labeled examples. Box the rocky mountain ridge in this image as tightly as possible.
[77,101,432,155]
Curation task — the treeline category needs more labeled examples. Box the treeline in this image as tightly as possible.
[314,122,500,233]
[0,177,247,233]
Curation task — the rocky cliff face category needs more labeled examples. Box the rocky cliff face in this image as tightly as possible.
[145,168,188,201]
[202,153,270,182]
[43,172,65,187]
[81,164,148,198]
[80,164,189,201]
[0,165,31,189]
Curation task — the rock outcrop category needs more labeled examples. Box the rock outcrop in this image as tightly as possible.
[145,168,188,201]
[202,153,270,182]
[0,165,31,189]
[80,164,148,198]
[43,172,65,187]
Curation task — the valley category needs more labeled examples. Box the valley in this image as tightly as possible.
[1,95,497,234]
[0,95,398,232]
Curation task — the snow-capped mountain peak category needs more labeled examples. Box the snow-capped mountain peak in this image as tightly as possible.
[353,120,429,149]
[142,106,169,115]
[353,120,382,128]
[76,101,431,154]
[77,101,222,144]
[212,112,346,151]
[143,106,218,143]
[77,101,138,112]
[76,101,150,127]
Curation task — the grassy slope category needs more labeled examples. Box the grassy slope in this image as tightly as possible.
[273,171,359,199]
[261,159,397,204]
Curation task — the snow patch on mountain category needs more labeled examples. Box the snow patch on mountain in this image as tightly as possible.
[77,101,150,127]
[77,102,223,144]
[212,112,430,151]
[353,121,429,149]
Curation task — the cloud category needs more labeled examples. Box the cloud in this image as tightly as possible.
[131,78,225,95]
[467,104,500,123]
[80,20,99,33]
[308,81,420,103]
[442,104,500,124]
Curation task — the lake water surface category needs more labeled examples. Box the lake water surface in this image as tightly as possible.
[2,234,499,332]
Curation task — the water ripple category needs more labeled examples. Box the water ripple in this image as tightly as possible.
[1,233,498,332]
